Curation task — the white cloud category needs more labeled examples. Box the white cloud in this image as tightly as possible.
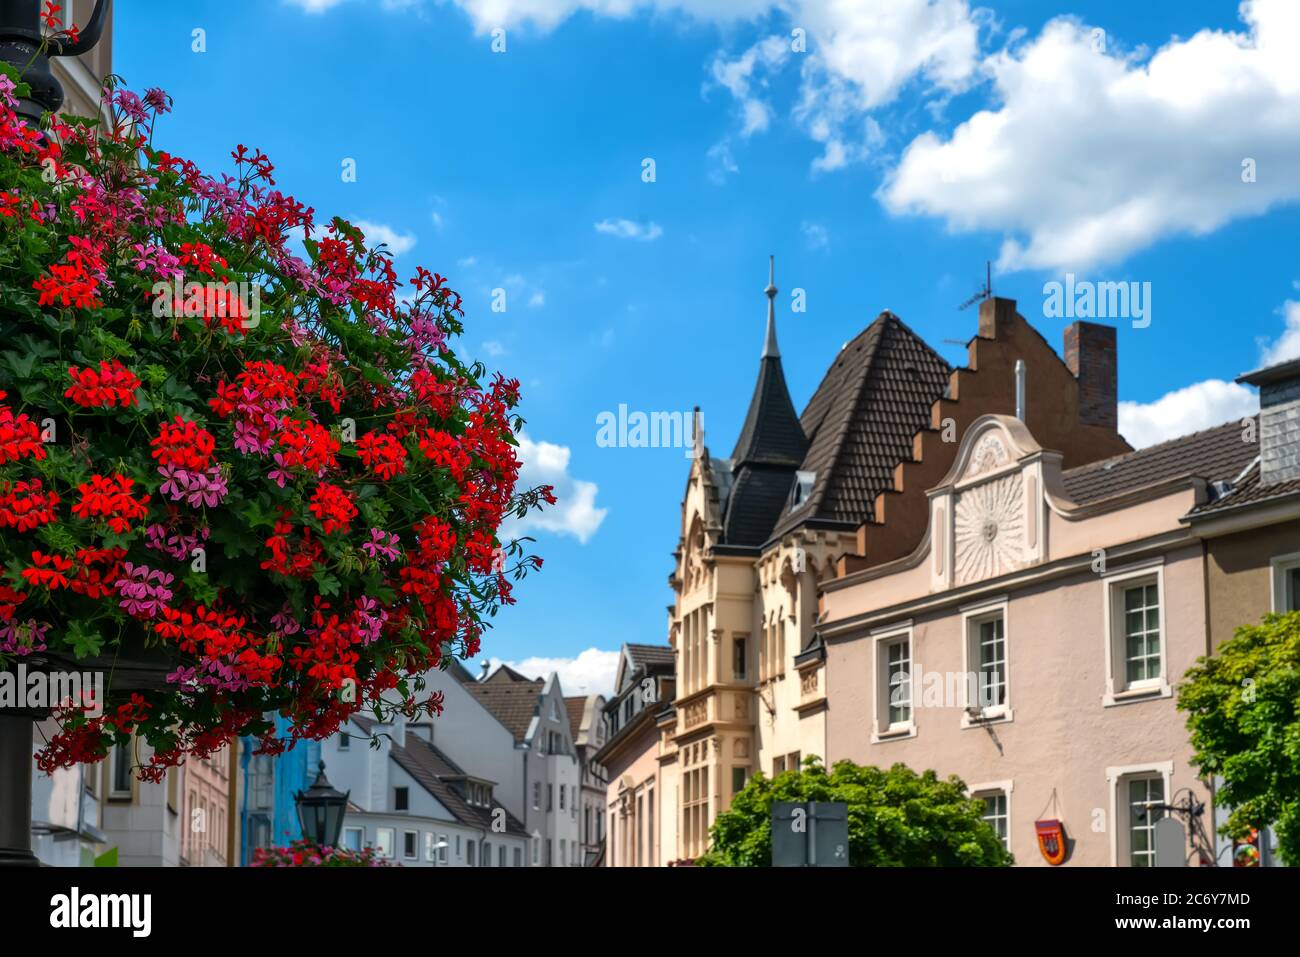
[284,0,347,11]
[448,0,771,33]
[458,255,478,268]
[1119,380,1258,450]
[706,139,740,183]
[882,1,1300,271]
[707,34,789,137]
[482,340,506,357]
[802,220,829,251]
[354,220,417,257]
[491,648,621,697]
[594,218,663,241]
[1260,298,1300,367]
[528,291,546,308]
[501,434,607,544]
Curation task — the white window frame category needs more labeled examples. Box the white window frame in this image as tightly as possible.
[961,596,1013,727]
[343,826,364,852]
[108,740,134,799]
[870,622,915,742]
[1101,560,1170,706]
[1105,761,1174,867]
[1270,551,1300,613]
[403,829,419,860]
[968,779,1014,852]
[375,826,395,859]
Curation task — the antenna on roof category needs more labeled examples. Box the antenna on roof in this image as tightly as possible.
[958,260,993,311]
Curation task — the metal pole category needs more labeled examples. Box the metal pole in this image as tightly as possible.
[0,713,39,867]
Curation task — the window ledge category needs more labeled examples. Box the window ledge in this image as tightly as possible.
[960,708,1014,729]
[1103,681,1171,707]
[871,723,916,744]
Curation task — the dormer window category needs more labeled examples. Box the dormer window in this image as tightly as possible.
[791,470,816,508]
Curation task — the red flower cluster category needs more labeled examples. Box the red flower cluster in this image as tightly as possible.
[22,550,73,590]
[356,431,407,480]
[417,429,471,481]
[65,359,141,408]
[0,391,45,464]
[151,416,216,470]
[31,235,105,309]
[261,516,323,578]
[275,419,340,476]
[0,479,60,532]
[308,482,356,534]
[177,241,227,277]
[70,474,150,534]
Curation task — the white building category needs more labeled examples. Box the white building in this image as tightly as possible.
[322,712,529,866]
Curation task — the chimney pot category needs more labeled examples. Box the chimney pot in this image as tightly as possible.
[1065,321,1118,430]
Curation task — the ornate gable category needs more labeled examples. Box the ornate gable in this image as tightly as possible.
[929,415,1059,591]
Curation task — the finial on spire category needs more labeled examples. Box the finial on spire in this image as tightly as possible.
[762,254,780,359]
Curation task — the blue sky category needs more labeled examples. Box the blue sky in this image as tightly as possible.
[117,0,1300,696]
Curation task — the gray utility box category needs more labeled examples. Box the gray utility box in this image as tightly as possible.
[772,801,850,867]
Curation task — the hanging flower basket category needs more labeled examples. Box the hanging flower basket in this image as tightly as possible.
[0,67,552,780]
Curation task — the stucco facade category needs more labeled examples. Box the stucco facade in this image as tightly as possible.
[819,414,1256,866]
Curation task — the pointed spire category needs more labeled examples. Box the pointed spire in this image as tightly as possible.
[762,254,780,359]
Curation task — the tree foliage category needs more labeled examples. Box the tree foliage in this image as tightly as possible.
[696,758,1014,867]
[1178,611,1300,865]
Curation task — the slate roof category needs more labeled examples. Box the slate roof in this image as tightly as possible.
[350,715,527,836]
[465,669,543,742]
[626,643,675,670]
[771,312,951,537]
[730,354,808,468]
[1061,418,1257,505]
[1186,460,1300,516]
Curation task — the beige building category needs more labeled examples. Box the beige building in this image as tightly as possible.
[658,269,1131,863]
[596,644,673,866]
[820,412,1257,865]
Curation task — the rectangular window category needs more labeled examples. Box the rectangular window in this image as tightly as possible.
[974,615,1007,710]
[732,766,748,795]
[533,781,541,810]
[647,790,654,867]
[343,827,364,852]
[439,834,448,865]
[424,831,436,862]
[338,734,350,751]
[1105,568,1166,702]
[394,786,409,811]
[560,785,566,811]
[110,740,133,798]
[787,751,801,772]
[514,847,522,867]
[1123,583,1161,684]
[773,755,785,776]
[467,841,476,866]
[1272,554,1300,613]
[499,844,506,867]
[979,792,1009,848]
[733,635,748,680]
[403,830,418,859]
[376,827,395,859]
[547,785,554,812]
[1128,777,1165,867]
[885,637,911,728]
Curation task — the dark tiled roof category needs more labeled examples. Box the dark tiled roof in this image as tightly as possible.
[350,715,527,836]
[482,663,534,684]
[465,675,542,742]
[772,313,951,537]
[626,643,674,669]
[1061,418,1257,505]
[723,463,802,547]
[731,355,808,468]
[1187,460,1300,516]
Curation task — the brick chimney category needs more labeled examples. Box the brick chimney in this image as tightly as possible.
[1239,358,1300,486]
[1064,321,1117,430]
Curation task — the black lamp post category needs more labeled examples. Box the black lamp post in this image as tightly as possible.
[0,0,112,127]
[295,761,349,847]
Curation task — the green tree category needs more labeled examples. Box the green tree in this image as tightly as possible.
[696,758,1013,867]
[1178,611,1300,864]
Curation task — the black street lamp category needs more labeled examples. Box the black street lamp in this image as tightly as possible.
[295,761,349,847]
[0,0,112,127]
